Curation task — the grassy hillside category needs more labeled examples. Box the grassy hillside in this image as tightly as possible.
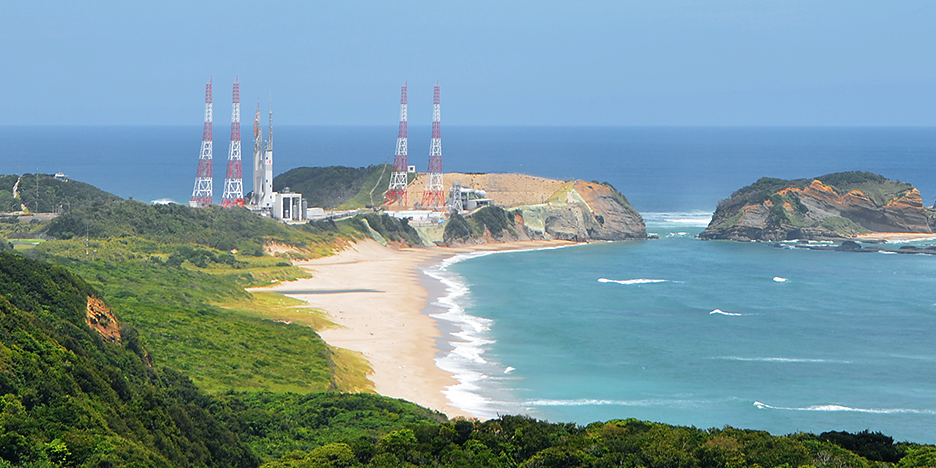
[273,165,393,210]
[4,198,371,395]
[0,173,120,214]
[0,252,258,467]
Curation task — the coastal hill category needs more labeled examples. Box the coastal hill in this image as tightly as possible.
[700,171,935,241]
[275,166,647,243]
[438,178,647,245]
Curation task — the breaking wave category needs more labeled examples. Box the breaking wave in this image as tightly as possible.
[712,356,850,363]
[599,278,668,285]
[709,309,743,316]
[754,401,936,414]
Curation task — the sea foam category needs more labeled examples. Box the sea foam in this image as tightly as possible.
[709,309,742,316]
[423,245,582,419]
[599,278,668,285]
[713,356,849,363]
[754,401,936,414]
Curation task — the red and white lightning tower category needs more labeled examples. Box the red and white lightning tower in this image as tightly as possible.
[422,82,445,209]
[190,79,214,208]
[384,82,408,206]
[221,79,244,207]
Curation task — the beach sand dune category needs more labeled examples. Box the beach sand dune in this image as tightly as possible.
[253,238,572,419]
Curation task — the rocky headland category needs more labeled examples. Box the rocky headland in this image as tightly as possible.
[432,177,647,246]
[700,171,935,242]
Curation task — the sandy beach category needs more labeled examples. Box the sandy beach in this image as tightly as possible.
[253,238,575,419]
[855,232,936,242]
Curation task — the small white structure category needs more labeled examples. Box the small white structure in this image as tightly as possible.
[385,210,445,226]
[448,183,492,212]
[407,165,416,173]
[274,188,305,222]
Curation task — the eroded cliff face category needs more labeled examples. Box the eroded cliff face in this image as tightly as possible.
[446,180,646,245]
[700,172,935,241]
[514,181,646,241]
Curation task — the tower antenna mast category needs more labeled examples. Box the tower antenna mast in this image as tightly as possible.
[384,82,408,206]
[221,78,244,207]
[421,82,445,210]
[190,79,214,207]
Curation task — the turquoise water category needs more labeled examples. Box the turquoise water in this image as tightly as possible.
[427,217,936,444]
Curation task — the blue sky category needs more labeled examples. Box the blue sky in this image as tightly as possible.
[2,1,934,126]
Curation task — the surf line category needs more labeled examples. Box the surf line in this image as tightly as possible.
[755,401,936,415]
[710,309,743,316]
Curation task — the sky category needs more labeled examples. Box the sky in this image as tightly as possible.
[1,1,935,126]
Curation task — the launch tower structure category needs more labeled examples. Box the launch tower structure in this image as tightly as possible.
[190,79,214,208]
[384,83,409,206]
[260,103,275,209]
[421,82,445,209]
[251,99,263,206]
[221,79,244,207]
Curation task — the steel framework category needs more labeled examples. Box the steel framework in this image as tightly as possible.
[384,83,409,206]
[190,79,214,207]
[221,79,244,207]
[421,82,445,209]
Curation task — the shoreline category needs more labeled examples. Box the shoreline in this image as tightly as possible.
[251,238,577,419]
[855,232,936,243]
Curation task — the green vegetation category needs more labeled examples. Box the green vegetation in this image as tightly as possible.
[255,415,936,468]
[351,213,423,246]
[818,171,914,206]
[274,165,395,210]
[820,216,872,235]
[44,199,343,256]
[443,207,517,244]
[0,173,121,215]
[0,252,258,467]
[0,196,373,395]
[208,392,445,462]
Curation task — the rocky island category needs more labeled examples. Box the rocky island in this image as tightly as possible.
[700,171,935,241]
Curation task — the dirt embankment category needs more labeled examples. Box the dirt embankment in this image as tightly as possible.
[397,172,567,209]
[86,297,121,343]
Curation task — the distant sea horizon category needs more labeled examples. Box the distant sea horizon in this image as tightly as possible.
[3,125,936,214]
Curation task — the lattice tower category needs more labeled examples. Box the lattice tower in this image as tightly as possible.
[421,82,445,209]
[384,82,408,206]
[221,79,244,207]
[190,79,214,207]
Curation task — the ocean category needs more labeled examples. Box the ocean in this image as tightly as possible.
[4,126,936,443]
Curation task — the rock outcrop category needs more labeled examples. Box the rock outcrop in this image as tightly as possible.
[440,179,646,246]
[700,171,935,241]
[86,296,121,343]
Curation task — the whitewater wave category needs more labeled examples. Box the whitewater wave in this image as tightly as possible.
[712,356,849,363]
[641,211,713,226]
[754,401,936,415]
[598,278,668,285]
[525,398,715,407]
[709,309,742,316]
[423,245,582,419]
